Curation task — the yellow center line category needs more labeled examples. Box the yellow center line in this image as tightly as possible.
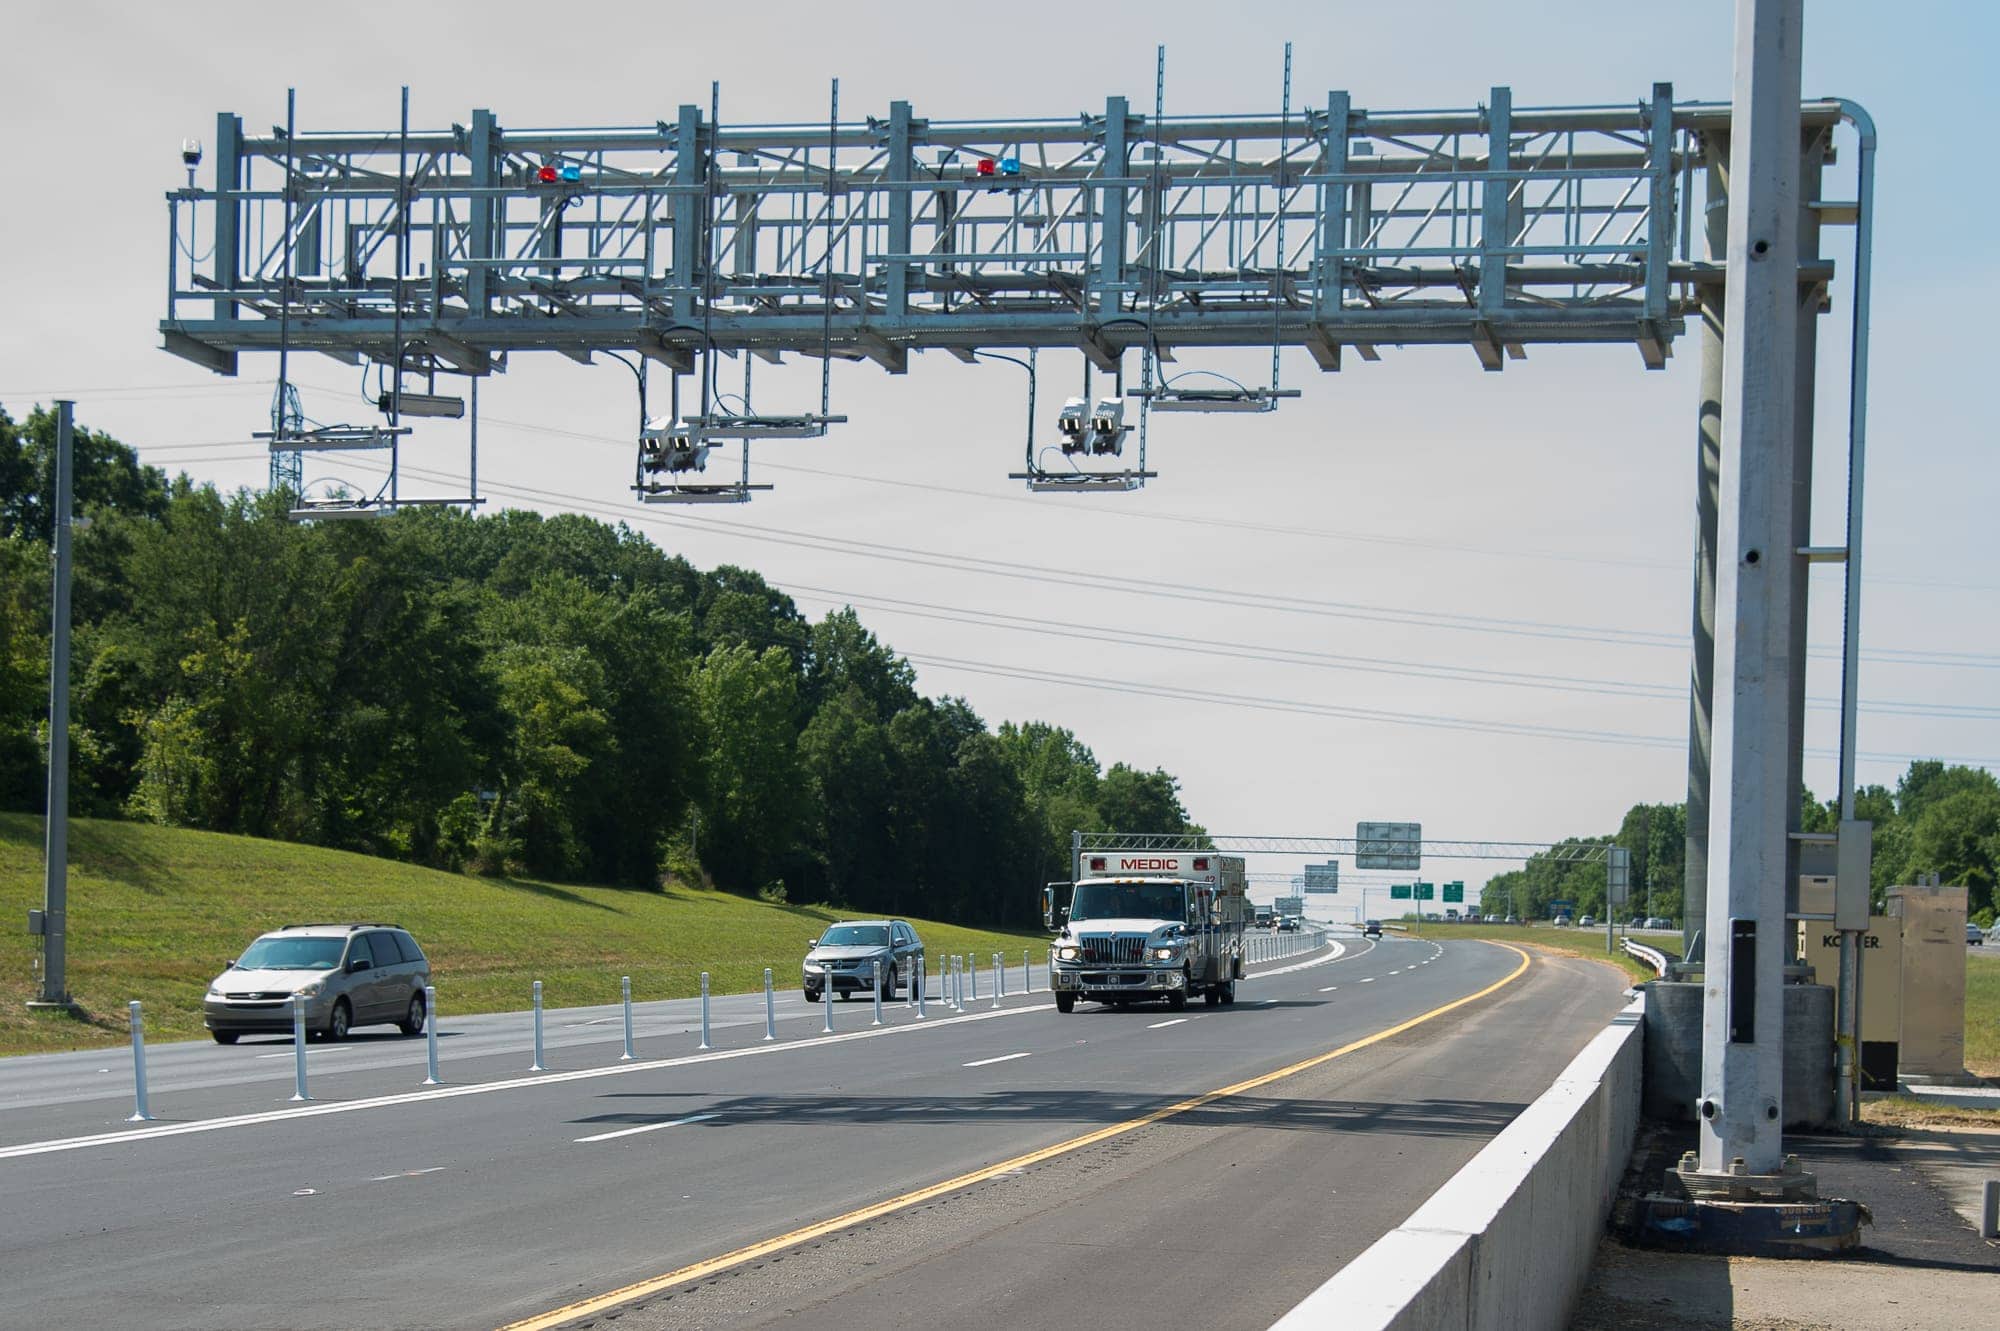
[498,942,1533,1331]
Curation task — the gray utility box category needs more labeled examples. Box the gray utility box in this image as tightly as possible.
[1642,980,1835,1129]
[1888,882,1971,1082]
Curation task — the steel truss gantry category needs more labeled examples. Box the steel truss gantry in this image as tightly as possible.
[166,83,1799,373]
[162,81,1848,499]
[1073,830,1621,864]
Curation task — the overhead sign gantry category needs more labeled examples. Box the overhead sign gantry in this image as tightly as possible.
[161,72,1807,504]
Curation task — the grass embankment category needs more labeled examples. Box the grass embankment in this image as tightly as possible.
[1391,920,1659,985]
[0,814,1046,1057]
[1967,955,1998,1079]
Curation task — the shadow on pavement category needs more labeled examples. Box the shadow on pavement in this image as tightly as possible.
[570,1090,1528,1138]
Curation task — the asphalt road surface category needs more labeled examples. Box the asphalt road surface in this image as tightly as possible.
[0,933,1629,1331]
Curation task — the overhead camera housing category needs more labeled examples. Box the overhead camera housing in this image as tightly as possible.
[639,416,713,475]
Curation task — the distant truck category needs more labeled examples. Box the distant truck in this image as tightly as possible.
[1254,906,1277,929]
[1044,849,1249,1013]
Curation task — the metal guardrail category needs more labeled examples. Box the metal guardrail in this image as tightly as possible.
[1622,937,1669,979]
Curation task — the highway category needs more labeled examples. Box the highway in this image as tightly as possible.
[0,932,1630,1331]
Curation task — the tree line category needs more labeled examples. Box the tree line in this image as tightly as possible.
[0,405,1204,927]
[1480,764,2000,929]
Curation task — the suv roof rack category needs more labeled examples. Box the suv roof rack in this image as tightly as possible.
[277,922,400,931]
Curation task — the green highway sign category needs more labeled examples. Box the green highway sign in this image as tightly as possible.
[1390,884,1412,900]
[1443,881,1464,903]
[1414,882,1434,900]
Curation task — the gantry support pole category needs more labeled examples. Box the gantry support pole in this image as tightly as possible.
[1684,127,1727,964]
[1698,0,1805,1178]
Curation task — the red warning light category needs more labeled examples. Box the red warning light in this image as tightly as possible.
[1194,857,1209,870]
[976,158,997,176]
[1088,857,1106,871]
[537,164,559,183]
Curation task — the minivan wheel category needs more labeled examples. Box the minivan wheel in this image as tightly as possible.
[326,998,352,1042]
[398,991,427,1037]
[211,1030,240,1045]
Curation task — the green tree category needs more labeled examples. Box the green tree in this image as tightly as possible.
[693,644,806,893]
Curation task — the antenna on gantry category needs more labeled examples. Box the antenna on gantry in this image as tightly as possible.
[1133,45,1301,418]
[259,87,410,511]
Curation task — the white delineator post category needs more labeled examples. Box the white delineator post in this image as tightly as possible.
[968,954,978,1004]
[698,972,712,1050]
[423,984,441,1085]
[763,967,777,1041]
[620,975,636,1061]
[992,954,1002,1007]
[1699,0,1805,1179]
[290,995,311,1102]
[126,1000,154,1122]
[915,957,927,1019]
[531,980,546,1072]
[872,959,885,1026]
[1023,949,1031,993]
[822,968,834,1034]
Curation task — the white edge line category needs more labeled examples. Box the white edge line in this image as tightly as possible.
[0,1002,1054,1163]
[575,1112,719,1143]
[1147,1018,1189,1029]
[962,1051,1033,1068]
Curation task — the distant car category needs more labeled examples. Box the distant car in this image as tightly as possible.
[1579,915,1595,928]
[205,923,430,1044]
[1645,916,1672,930]
[1552,914,1572,927]
[1362,919,1383,939]
[1278,916,1301,933]
[804,919,922,1002]
[1971,923,1986,946]
[1627,917,1645,929]
[1504,914,1520,925]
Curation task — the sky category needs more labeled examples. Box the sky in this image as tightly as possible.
[2,0,1995,916]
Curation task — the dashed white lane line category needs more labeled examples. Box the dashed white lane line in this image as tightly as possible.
[575,1112,719,1144]
[255,1047,354,1059]
[1360,977,1376,984]
[1318,986,1338,993]
[369,1166,447,1180]
[963,1052,1033,1068]
[1148,1018,1188,1029]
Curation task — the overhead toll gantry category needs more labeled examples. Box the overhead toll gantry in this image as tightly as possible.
[164,66,1836,501]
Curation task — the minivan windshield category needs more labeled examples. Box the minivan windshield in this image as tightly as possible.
[1069,882,1186,923]
[235,936,345,971]
[819,924,890,947]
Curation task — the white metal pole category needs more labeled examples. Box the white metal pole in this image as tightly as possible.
[423,984,441,1085]
[822,968,834,1034]
[1023,949,1031,993]
[915,957,927,1019]
[763,967,777,1040]
[1699,0,1805,1179]
[699,972,712,1050]
[872,959,885,1026]
[531,980,545,1071]
[968,954,978,1004]
[992,954,1002,1007]
[126,1000,154,1122]
[620,975,636,1061]
[290,995,311,1102]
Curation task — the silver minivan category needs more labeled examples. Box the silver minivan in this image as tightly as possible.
[205,923,431,1043]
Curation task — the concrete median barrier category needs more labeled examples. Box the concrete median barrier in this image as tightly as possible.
[1272,993,1645,1331]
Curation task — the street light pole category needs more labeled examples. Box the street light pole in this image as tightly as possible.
[31,400,76,1011]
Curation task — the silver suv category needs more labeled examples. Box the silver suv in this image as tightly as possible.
[803,920,923,1001]
[205,923,431,1043]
